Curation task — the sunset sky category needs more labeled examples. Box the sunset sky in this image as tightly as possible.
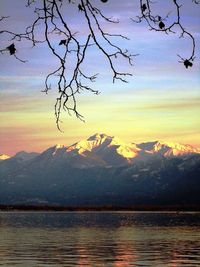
[0,0,200,156]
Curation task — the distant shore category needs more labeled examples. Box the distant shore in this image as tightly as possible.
[0,205,200,212]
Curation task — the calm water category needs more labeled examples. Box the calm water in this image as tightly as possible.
[0,212,200,267]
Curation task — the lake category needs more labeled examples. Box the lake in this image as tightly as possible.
[0,211,200,266]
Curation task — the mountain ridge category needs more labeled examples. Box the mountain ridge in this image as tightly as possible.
[0,133,200,207]
[1,133,199,165]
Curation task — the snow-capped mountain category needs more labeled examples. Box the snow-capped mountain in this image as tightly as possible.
[32,133,140,167]
[35,133,200,167]
[0,133,200,208]
[137,140,200,157]
[0,154,10,161]
[0,134,199,166]
[66,133,140,165]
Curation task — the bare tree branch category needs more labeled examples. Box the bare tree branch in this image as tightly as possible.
[0,0,135,129]
[0,0,199,129]
[192,0,200,4]
[133,0,196,68]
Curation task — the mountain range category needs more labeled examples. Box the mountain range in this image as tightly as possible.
[0,133,200,209]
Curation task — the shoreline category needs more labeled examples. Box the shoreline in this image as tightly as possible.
[1,205,200,212]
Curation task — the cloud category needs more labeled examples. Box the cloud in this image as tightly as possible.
[141,98,200,111]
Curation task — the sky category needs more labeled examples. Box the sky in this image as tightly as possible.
[0,0,200,156]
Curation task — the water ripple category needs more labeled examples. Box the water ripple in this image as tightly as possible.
[0,212,200,266]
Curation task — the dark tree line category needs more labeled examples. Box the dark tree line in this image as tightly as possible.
[0,0,199,129]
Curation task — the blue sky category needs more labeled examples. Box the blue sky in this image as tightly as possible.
[0,0,200,155]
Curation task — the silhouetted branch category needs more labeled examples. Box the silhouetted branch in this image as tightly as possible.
[0,0,135,129]
[0,0,199,129]
[0,16,9,22]
[133,0,196,68]
[192,0,200,4]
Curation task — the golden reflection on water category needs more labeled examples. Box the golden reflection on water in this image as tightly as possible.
[0,212,200,266]
[114,243,138,267]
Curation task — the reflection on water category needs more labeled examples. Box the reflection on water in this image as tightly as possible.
[0,212,200,266]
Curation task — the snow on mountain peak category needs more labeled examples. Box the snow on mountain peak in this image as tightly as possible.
[0,154,10,161]
[46,134,199,163]
[51,144,65,154]
[137,140,200,157]
[87,133,121,149]
[116,143,140,159]
[67,133,115,154]
[55,144,63,149]
[88,133,112,141]
[86,133,141,164]
[66,133,140,161]
[51,144,67,155]
[5,134,199,167]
